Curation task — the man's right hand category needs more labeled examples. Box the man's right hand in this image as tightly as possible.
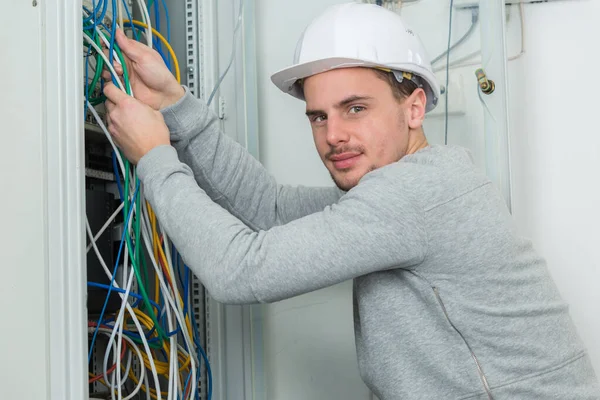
[102,29,185,111]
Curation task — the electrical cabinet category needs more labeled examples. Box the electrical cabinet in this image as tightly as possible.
[1,0,263,399]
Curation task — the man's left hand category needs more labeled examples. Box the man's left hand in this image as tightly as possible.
[103,82,171,164]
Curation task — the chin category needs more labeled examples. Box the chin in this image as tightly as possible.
[331,172,363,191]
[330,164,379,191]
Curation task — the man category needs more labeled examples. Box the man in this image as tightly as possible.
[103,3,600,399]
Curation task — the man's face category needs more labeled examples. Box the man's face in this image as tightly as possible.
[303,68,412,191]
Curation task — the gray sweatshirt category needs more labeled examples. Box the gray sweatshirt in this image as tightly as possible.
[137,88,600,399]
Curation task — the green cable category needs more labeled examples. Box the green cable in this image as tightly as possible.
[135,175,142,273]
[126,234,168,343]
[123,166,166,345]
[85,26,168,346]
[133,171,148,314]
[117,45,167,343]
[85,32,104,101]
[111,39,132,95]
[113,36,168,343]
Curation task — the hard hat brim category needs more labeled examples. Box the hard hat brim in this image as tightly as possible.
[270,57,440,112]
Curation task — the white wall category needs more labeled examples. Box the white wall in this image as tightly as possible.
[508,0,600,374]
[254,0,600,398]
[253,1,506,398]
[0,2,49,399]
[253,0,509,398]
[255,2,371,398]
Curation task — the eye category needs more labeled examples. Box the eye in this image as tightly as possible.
[312,114,327,123]
[349,106,365,114]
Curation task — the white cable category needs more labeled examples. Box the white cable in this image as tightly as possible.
[134,0,153,48]
[140,201,201,399]
[117,0,124,33]
[161,234,176,399]
[106,266,132,400]
[82,8,122,67]
[115,273,127,399]
[107,347,132,400]
[83,34,126,92]
[167,292,176,400]
[87,101,126,175]
[86,14,197,396]
[83,8,121,65]
[139,184,188,397]
[99,210,133,391]
[164,237,183,399]
[102,203,136,399]
[108,348,134,399]
[139,213,197,398]
[116,200,132,399]
[86,219,163,399]
[91,328,146,400]
[144,373,152,400]
[139,211,188,399]
[158,212,200,398]
[87,202,124,253]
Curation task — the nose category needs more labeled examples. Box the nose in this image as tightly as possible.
[325,116,351,147]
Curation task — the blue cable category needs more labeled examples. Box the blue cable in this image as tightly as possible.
[153,1,160,36]
[154,0,162,54]
[112,151,124,201]
[183,261,190,316]
[188,277,212,400]
[83,0,108,26]
[124,23,171,70]
[83,0,98,119]
[87,281,160,312]
[108,0,118,87]
[161,0,171,66]
[121,0,139,41]
[84,44,92,119]
[182,369,193,400]
[152,38,170,67]
[88,181,139,363]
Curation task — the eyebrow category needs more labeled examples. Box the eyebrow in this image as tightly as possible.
[305,95,374,117]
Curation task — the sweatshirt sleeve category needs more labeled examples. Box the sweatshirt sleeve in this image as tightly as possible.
[137,145,428,304]
[161,87,344,230]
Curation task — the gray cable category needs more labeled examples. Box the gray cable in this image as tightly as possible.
[444,0,455,146]
[432,8,479,65]
[207,0,245,106]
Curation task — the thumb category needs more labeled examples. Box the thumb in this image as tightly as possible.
[115,28,147,62]
[103,82,129,105]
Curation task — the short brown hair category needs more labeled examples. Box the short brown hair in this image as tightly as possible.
[296,68,420,102]
[371,69,419,103]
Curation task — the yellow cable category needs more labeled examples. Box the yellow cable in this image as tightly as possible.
[90,22,196,397]
[128,309,192,375]
[147,207,195,338]
[124,20,181,83]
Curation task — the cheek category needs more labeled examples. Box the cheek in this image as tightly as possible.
[363,116,407,163]
[312,129,328,160]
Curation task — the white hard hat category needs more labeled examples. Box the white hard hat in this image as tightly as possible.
[270,2,440,112]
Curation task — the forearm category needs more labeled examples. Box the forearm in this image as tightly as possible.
[161,87,343,230]
[137,146,427,304]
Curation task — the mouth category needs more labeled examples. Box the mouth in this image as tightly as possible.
[329,152,362,170]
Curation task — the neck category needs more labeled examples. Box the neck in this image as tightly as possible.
[405,128,429,156]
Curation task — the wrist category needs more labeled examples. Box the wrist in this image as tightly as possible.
[160,85,185,110]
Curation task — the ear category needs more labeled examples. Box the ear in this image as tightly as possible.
[406,88,427,130]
